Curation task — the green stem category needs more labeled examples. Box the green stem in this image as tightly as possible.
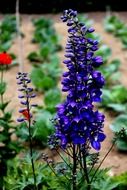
[83,152,91,190]
[72,144,77,190]
[27,99,37,190]
[0,67,4,113]
[90,141,115,183]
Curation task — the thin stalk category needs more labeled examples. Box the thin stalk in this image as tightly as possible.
[90,141,115,183]
[26,96,37,190]
[78,146,84,173]
[61,147,73,158]
[82,152,91,190]
[56,149,72,170]
[72,144,77,190]
[0,67,4,113]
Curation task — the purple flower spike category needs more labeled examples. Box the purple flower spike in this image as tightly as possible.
[16,72,37,123]
[51,9,106,151]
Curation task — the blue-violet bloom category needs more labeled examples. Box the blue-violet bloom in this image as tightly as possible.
[52,9,106,151]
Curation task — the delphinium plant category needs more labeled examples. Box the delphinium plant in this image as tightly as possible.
[16,72,38,190]
[0,52,20,188]
[48,9,107,190]
[2,10,125,190]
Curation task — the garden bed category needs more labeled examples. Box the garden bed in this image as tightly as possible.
[2,11,127,177]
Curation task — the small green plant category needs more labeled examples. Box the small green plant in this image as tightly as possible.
[0,16,17,52]
[27,17,62,63]
[4,156,121,190]
[30,56,61,92]
[101,85,127,113]
[4,156,55,190]
[0,52,21,188]
[110,116,127,151]
[104,14,127,49]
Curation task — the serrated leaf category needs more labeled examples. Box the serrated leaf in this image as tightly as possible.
[112,171,127,185]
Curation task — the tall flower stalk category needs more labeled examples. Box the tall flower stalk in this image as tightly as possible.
[49,9,106,190]
[17,72,37,190]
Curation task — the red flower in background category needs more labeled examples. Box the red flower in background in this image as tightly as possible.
[0,52,12,65]
[21,109,31,121]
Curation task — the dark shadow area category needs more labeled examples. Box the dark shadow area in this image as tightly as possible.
[0,0,127,14]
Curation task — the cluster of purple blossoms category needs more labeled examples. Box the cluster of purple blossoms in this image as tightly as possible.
[52,9,106,151]
[16,72,37,123]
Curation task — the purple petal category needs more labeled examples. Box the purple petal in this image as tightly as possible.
[98,133,106,142]
[91,141,101,151]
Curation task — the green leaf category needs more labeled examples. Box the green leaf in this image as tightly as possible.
[95,45,112,63]
[27,52,41,62]
[110,114,127,133]
[33,17,53,29]
[116,139,127,151]
[4,111,12,121]
[111,85,127,103]
[41,76,56,90]
[99,59,121,86]
[104,15,118,33]
[30,68,44,90]
[78,14,94,27]
[16,123,29,141]
[30,64,58,91]
[0,82,6,95]
[101,89,112,106]
[0,41,12,51]
[41,61,61,79]
[34,110,54,143]
[112,171,127,185]
[44,88,61,112]
[0,134,8,142]
[107,103,127,113]
[40,45,51,59]
[102,85,127,109]
[0,101,10,111]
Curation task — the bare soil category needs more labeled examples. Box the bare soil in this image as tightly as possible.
[2,12,127,176]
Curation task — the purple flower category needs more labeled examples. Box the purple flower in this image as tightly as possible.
[92,56,103,67]
[51,9,106,151]
[16,72,36,123]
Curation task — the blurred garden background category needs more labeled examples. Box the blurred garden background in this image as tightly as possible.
[1,0,127,189]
